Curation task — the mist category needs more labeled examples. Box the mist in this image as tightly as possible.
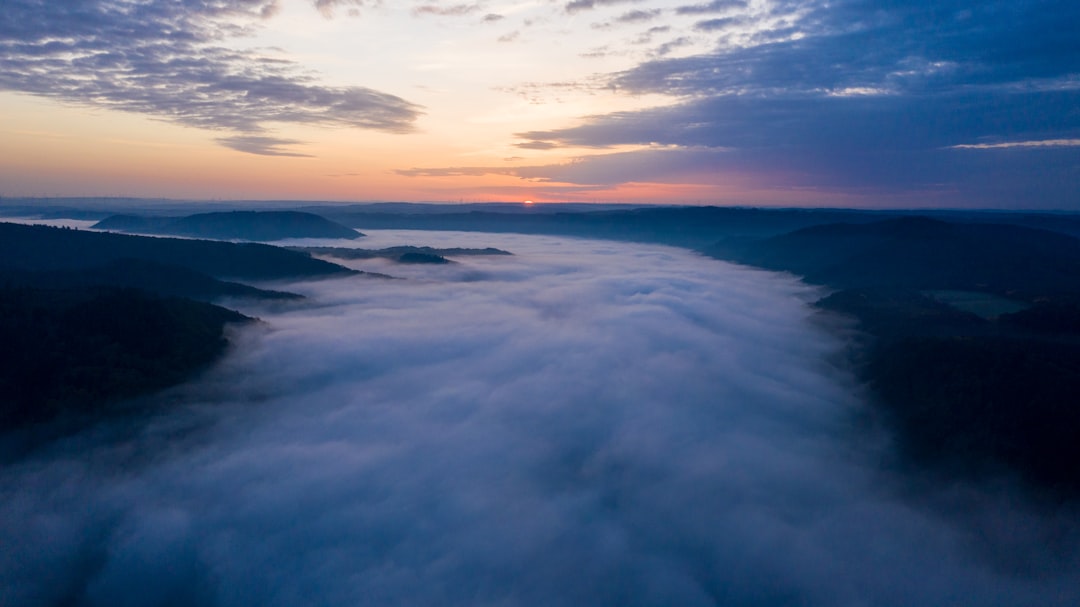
[2,231,1078,606]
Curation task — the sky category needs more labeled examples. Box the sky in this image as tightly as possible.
[5,231,1079,606]
[1,0,1078,208]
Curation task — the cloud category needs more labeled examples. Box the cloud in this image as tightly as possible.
[616,9,662,23]
[613,2,1080,98]
[395,165,512,177]
[511,0,1080,206]
[693,16,744,32]
[215,135,314,157]
[514,140,560,150]
[312,0,378,18]
[675,0,747,15]
[566,0,643,15]
[654,36,692,56]
[514,89,1080,189]
[0,0,421,155]
[948,138,1080,150]
[498,78,609,104]
[397,147,750,189]
[413,3,484,17]
[2,233,1079,606]
[632,25,671,45]
[594,8,663,28]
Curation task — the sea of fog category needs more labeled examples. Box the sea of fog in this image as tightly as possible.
[2,231,1078,606]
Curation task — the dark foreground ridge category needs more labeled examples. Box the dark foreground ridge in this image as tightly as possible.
[709,217,1080,496]
[0,286,250,429]
[0,222,359,438]
[94,210,364,242]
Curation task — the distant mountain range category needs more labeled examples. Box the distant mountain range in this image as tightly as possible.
[313,205,1080,246]
[94,210,363,241]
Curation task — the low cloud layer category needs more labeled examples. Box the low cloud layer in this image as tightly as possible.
[2,232,1079,606]
[0,0,420,155]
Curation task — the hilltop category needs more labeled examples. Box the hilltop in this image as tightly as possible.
[94,210,363,242]
[0,222,355,282]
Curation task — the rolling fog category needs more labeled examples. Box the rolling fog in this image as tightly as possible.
[2,232,1078,606]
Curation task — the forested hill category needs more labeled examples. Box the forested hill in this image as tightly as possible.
[708,216,1080,296]
[325,206,890,247]
[705,217,1080,497]
[0,258,300,302]
[0,286,250,431]
[94,210,363,241]
[0,221,356,439]
[0,222,355,281]
[296,245,513,264]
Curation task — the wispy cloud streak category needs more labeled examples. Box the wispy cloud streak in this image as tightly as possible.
[949,139,1080,150]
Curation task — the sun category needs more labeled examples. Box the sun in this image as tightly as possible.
[523,200,534,205]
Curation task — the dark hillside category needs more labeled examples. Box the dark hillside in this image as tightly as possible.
[0,258,300,301]
[0,222,355,281]
[0,286,250,428]
[729,219,1080,496]
[868,334,1080,492]
[711,217,1080,296]
[95,210,363,241]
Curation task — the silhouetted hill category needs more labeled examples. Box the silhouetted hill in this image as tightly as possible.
[397,252,449,264]
[815,287,1080,493]
[739,218,1080,496]
[868,334,1080,493]
[0,258,300,302]
[1000,300,1080,336]
[0,286,250,429]
[0,222,355,281]
[0,222,363,440]
[95,210,363,241]
[297,245,512,263]
[327,206,892,247]
[709,217,1080,297]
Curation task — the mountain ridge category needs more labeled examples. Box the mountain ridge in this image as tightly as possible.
[94,210,363,242]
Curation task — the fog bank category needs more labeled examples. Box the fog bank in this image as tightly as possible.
[2,232,1077,606]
